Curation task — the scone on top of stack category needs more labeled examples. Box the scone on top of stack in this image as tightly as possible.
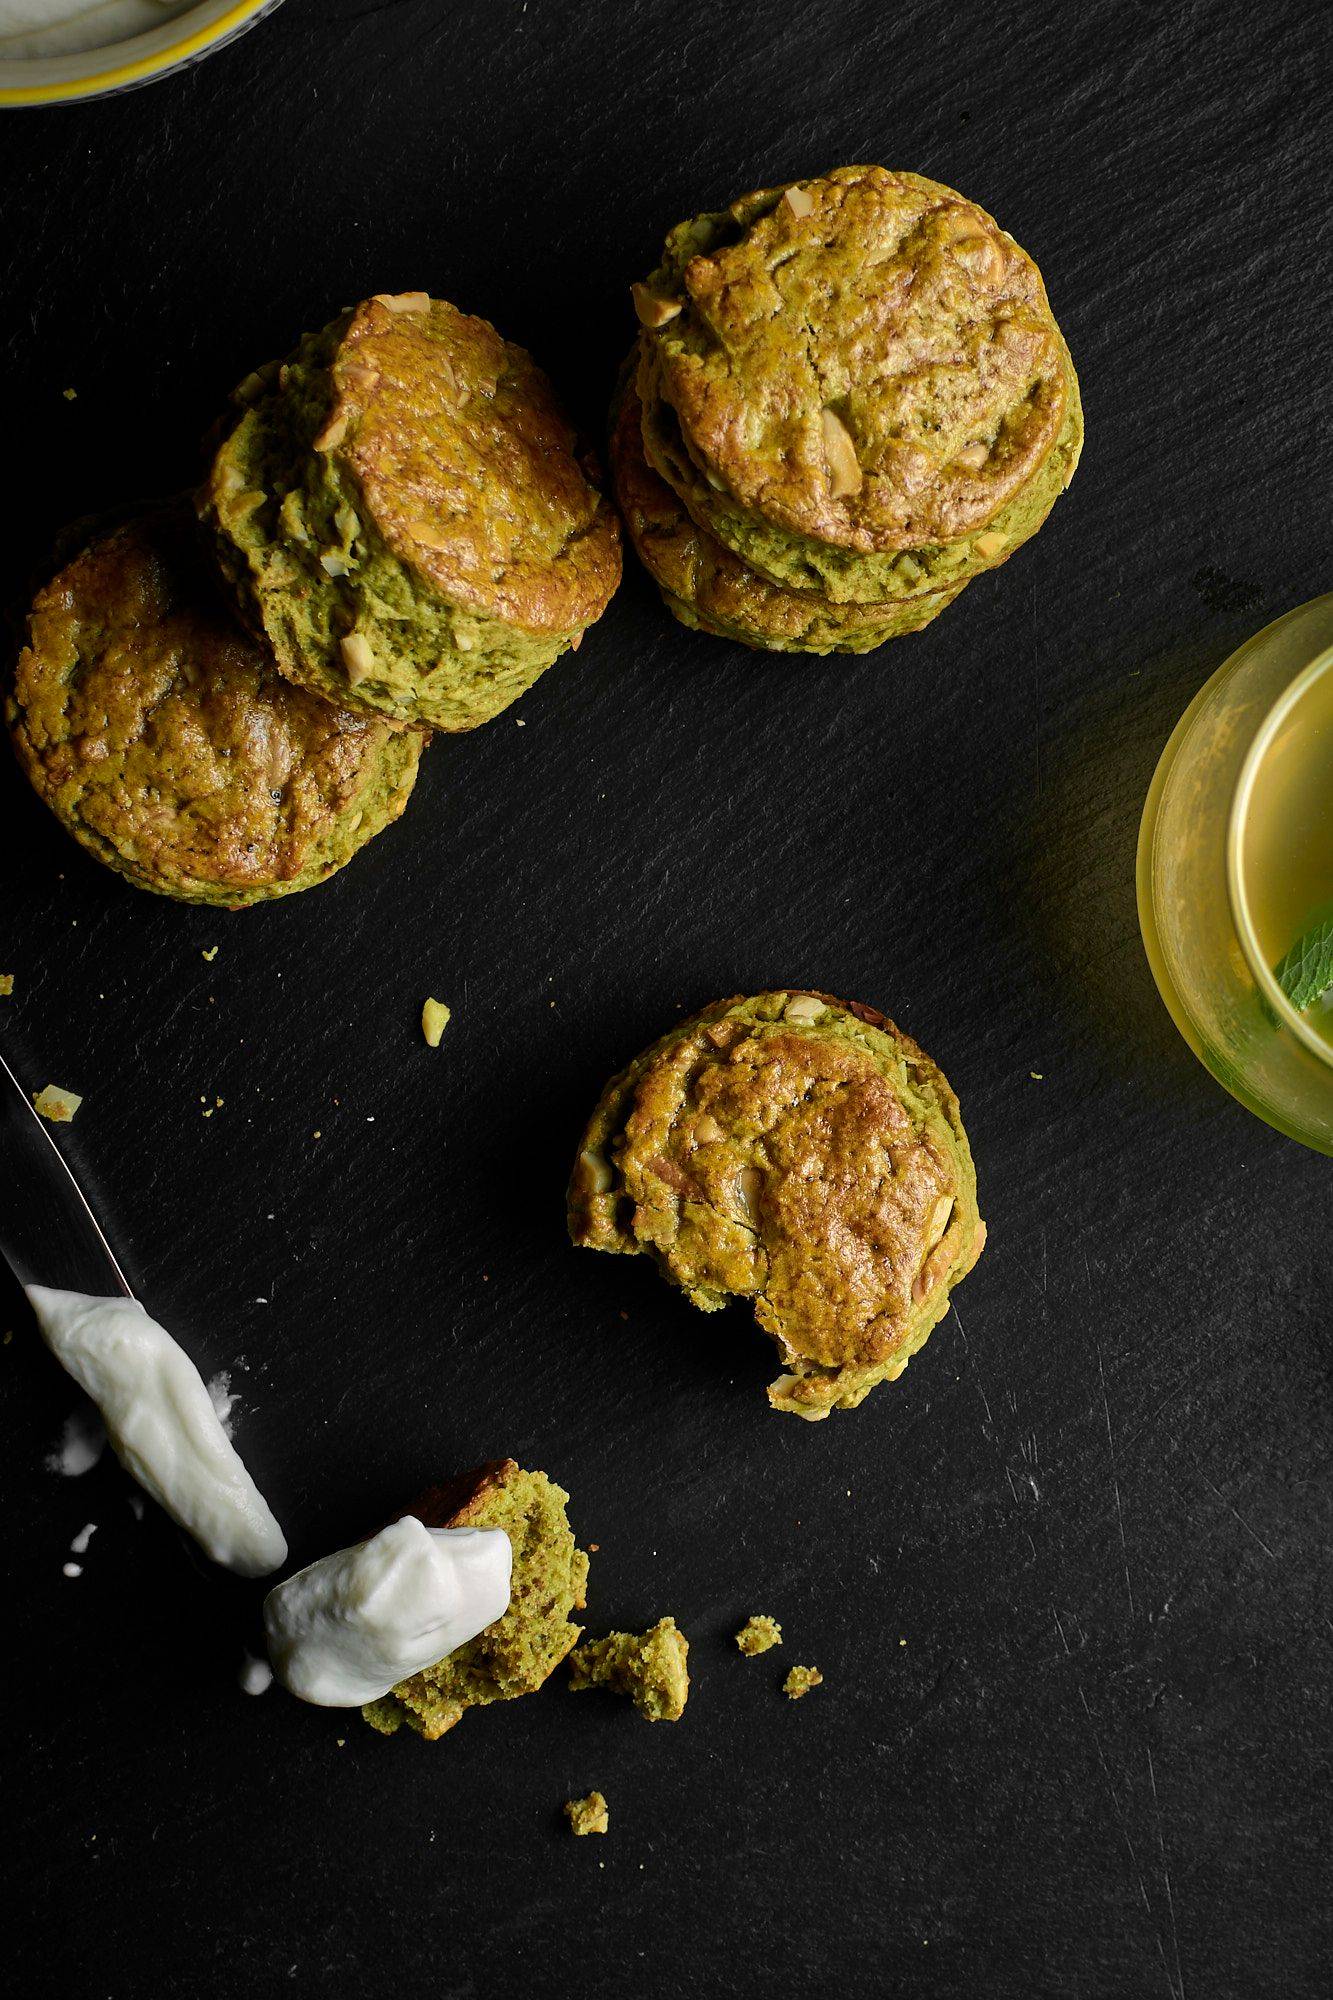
[617,165,1082,654]
[200,292,622,733]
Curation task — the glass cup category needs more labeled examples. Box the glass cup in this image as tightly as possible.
[1137,594,1333,1154]
[0,1,283,107]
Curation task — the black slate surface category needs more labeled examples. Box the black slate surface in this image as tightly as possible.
[2,3,1331,1995]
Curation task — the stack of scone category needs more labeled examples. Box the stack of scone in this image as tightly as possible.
[8,292,621,906]
[615,165,1082,655]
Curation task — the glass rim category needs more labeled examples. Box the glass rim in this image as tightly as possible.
[1227,639,1333,1072]
[0,1,278,106]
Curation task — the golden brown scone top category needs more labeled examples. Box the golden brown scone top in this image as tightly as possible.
[323,294,621,635]
[8,506,418,903]
[642,166,1068,553]
[569,993,984,1416]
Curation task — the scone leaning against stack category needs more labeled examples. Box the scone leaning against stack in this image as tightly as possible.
[8,504,421,907]
[621,165,1081,649]
[569,990,985,1419]
[201,292,622,732]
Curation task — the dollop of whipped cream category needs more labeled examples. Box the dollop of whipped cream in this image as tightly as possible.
[27,1286,287,1577]
[264,1516,512,1706]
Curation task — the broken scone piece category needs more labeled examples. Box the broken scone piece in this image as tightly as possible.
[565,1792,609,1836]
[363,1460,588,1740]
[784,1664,823,1700]
[568,1617,689,1721]
[735,1614,783,1656]
[569,990,984,1418]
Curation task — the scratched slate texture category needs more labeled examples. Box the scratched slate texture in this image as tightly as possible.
[1,1,1331,1995]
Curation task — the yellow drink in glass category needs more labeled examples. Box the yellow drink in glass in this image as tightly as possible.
[1138,594,1333,1153]
[1232,645,1333,1057]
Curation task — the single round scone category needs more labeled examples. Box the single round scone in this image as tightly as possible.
[201,293,622,731]
[362,1461,589,1741]
[8,506,421,907]
[633,166,1082,602]
[611,360,964,652]
[568,992,985,1419]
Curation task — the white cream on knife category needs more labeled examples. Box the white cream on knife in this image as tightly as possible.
[264,1516,511,1706]
[26,1287,287,1577]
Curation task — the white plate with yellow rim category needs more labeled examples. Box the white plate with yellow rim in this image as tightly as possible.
[0,0,284,106]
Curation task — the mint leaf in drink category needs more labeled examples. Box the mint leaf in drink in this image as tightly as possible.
[1275,908,1333,1013]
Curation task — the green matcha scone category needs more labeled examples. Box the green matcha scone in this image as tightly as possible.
[201,293,622,731]
[568,992,984,1420]
[611,360,964,652]
[363,1460,588,1740]
[633,166,1082,603]
[7,506,421,908]
[568,1617,690,1721]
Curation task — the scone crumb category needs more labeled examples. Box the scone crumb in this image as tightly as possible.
[34,1084,82,1123]
[564,1791,609,1837]
[421,997,452,1047]
[783,1664,823,1700]
[735,1615,782,1656]
[0,973,13,996]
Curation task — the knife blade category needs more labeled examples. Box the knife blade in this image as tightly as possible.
[0,1045,132,1299]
